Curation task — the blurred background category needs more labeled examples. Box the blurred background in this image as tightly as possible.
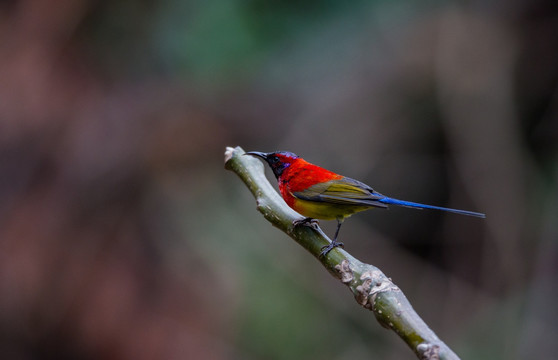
[0,0,557,359]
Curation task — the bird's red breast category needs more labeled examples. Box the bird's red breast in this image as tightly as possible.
[278,158,342,208]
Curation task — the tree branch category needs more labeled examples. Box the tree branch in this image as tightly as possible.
[225,146,460,360]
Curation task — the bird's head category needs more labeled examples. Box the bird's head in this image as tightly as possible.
[245,151,299,179]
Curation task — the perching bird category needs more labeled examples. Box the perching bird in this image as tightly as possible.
[246,151,485,257]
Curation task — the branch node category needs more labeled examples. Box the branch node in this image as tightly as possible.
[356,272,374,306]
[335,259,354,283]
[417,343,440,360]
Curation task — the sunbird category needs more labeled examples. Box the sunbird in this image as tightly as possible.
[246,151,485,257]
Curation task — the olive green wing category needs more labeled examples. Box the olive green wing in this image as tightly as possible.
[292,177,388,209]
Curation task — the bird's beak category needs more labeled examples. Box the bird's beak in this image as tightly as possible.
[245,151,268,159]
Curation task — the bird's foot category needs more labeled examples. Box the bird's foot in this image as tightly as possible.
[293,217,320,230]
[320,240,344,258]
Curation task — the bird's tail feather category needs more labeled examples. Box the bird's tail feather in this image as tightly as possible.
[378,197,485,218]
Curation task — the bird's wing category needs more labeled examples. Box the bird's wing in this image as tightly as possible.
[292,177,388,208]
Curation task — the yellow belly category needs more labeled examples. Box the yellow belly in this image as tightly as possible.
[292,197,372,220]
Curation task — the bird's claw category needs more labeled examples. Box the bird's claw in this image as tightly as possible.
[293,217,320,230]
[319,241,344,258]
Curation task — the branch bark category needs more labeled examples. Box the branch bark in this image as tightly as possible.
[225,146,460,360]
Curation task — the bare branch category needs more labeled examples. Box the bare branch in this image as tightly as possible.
[225,146,460,360]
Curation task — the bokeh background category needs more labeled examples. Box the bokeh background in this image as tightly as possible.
[1,0,557,359]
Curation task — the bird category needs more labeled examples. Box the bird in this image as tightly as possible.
[246,150,485,257]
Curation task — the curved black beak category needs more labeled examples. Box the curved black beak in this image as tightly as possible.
[245,151,268,160]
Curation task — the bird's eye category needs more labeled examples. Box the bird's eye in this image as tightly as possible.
[270,156,279,163]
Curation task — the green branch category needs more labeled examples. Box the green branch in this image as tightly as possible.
[225,146,460,360]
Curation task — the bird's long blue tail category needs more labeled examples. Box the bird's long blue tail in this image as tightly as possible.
[378,197,485,218]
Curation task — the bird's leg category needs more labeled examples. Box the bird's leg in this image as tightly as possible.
[293,217,320,230]
[320,220,345,257]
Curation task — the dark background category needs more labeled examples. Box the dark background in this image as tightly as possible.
[1,0,557,359]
